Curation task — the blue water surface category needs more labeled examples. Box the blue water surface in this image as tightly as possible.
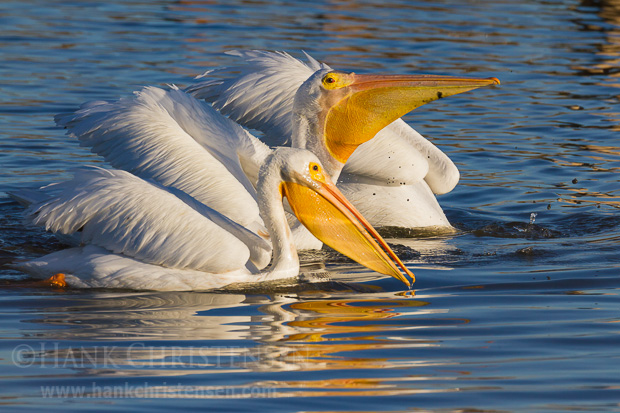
[1,0,619,411]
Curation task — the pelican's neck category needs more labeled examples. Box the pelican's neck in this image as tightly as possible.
[292,103,344,182]
[256,162,300,282]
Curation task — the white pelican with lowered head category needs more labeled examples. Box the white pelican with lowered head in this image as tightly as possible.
[14,146,414,291]
[188,50,500,244]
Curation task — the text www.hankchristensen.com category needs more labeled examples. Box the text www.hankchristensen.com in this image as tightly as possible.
[41,382,276,399]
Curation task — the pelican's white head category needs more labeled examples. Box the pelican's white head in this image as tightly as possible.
[291,67,500,180]
[259,147,414,288]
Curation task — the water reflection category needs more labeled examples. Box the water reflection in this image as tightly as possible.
[574,0,620,130]
[12,290,455,375]
[4,289,476,398]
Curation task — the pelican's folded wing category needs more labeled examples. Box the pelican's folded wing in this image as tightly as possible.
[25,167,270,273]
[344,119,460,193]
[55,86,271,230]
[187,50,459,194]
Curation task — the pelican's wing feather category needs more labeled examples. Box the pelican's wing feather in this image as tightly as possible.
[25,167,254,273]
[55,86,271,229]
[187,50,329,146]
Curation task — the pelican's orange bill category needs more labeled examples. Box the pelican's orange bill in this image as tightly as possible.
[282,173,414,288]
[320,71,500,163]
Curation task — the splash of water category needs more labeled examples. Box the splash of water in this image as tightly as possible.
[514,213,539,233]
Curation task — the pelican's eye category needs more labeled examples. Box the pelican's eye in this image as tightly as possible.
[322,73,342,89]
[309,162,321,176]
[322,72,354,90]
[309,162,323,180]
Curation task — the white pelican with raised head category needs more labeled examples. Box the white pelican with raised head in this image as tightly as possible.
[188,51,499,245]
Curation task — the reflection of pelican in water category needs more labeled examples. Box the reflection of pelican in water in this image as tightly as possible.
[14,147,413,290]
[15,290,472,398]
[21,291,447,368]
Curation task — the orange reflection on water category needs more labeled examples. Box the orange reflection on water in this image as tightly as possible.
[573,0,620,130]
[254,296,463,373]
[79,375,462,399]
[285,297,427,341]
[557,184,620,209]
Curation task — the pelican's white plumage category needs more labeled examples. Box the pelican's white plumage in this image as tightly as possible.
[188,50,326,146]
[188,50,464,229]
[56,85,271,234]
[14,85,287,288]
[25,167,267,273]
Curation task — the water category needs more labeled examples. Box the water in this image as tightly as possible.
[1,0,619,411]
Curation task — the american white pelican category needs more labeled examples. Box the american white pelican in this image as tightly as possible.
[188,51,499,243]
[14,147,414,291]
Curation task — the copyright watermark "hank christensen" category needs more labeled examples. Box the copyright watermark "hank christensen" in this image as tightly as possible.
[12,342,292,369]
